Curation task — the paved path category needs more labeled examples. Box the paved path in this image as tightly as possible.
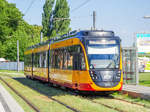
[0,84,24,112]
[0,101,5,112]
[123,84,150,100]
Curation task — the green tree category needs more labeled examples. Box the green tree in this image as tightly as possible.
[42,0,70,39]
[0,0,22,43]
[42,0,54,37]
[0,0,41,61]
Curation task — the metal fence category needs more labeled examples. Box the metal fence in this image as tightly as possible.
[0,62,24,71]
[122,47,138,85]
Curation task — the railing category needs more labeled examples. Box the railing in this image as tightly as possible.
[0,62,24,71]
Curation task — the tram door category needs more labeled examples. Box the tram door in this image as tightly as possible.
[73,53,80,88]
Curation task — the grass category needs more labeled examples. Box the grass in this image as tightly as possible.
[0,71,116,112]
[93,98,150,112]
[139,72,150,87]
[0,70,24,73]
[0,77,73,112]
[112,92,150,109]
[0,80,35,112]
[0,70,150,112]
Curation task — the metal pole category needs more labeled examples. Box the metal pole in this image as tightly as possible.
[135,33,139,85]
[17,40,19,72]
[40,31,43,43]
[93,11,96,30]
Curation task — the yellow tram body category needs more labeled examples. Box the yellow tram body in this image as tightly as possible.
[24,30,123,92]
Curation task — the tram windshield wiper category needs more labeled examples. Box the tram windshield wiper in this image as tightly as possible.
[106,54,119,68]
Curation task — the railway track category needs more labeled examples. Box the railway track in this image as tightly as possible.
[0,74,123,112]
[88,98,126,112]
[108,96,150,109]
[0,76,80,112]
[68,90,150,112]
[72,94,126,112]
[0,76,40,112]
[77,94,150,112]
[1,74,150,112]
[31,79,150,112]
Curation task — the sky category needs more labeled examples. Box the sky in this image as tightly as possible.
[7,0,150,47]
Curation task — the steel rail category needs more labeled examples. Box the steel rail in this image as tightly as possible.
[108,96,150,109]
[0,77,40,112]
[90,100,126,112]
[75,95,127,112]
[1,75,80,112]
[3,74,150,111]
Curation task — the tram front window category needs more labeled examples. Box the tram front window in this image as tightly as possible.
[87,39,120,69]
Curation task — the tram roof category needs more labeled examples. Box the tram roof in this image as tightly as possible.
[27,30,120,49]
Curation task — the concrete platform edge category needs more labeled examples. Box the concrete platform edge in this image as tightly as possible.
[121,90,150,100]
[0,84,24,112]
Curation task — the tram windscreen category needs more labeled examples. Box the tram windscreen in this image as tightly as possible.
[87,39,120,69]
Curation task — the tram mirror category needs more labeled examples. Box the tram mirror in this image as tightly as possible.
[90,64,94,69]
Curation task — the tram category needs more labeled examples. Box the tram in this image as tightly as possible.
[24,30,123,92]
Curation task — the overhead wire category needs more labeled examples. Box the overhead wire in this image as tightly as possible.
[24,0,38,15]
[71,0,92,13]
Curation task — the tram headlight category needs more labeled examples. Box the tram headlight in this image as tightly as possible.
[90,71,95,79]
[90,70,101,81]
[117,70,121,77]
[114,70,121,81]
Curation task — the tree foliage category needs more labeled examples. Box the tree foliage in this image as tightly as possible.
[0,0,41,61]
[42,0,70,38]
[0,0,22,43]
[42,0,54,37]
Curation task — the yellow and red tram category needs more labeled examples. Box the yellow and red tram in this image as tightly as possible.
[24,30,123,92]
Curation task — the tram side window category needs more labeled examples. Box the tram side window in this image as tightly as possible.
[33,53,39,67]
[80,53,86,70]
[24,55,28,67]
[44,51,48,68]
[24,54,32,67]
[67,47,73,70]
[53,49,59,68]
[39,51,48,68]
[52,49,63,69]
[59,49,63,69]
[63,49,68,69]
[33,51,48,68]
[72,45,86,70]
[72,46,80,70]
[51,45,86,70]
[49,50,53,69]
[51,50,55,68]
